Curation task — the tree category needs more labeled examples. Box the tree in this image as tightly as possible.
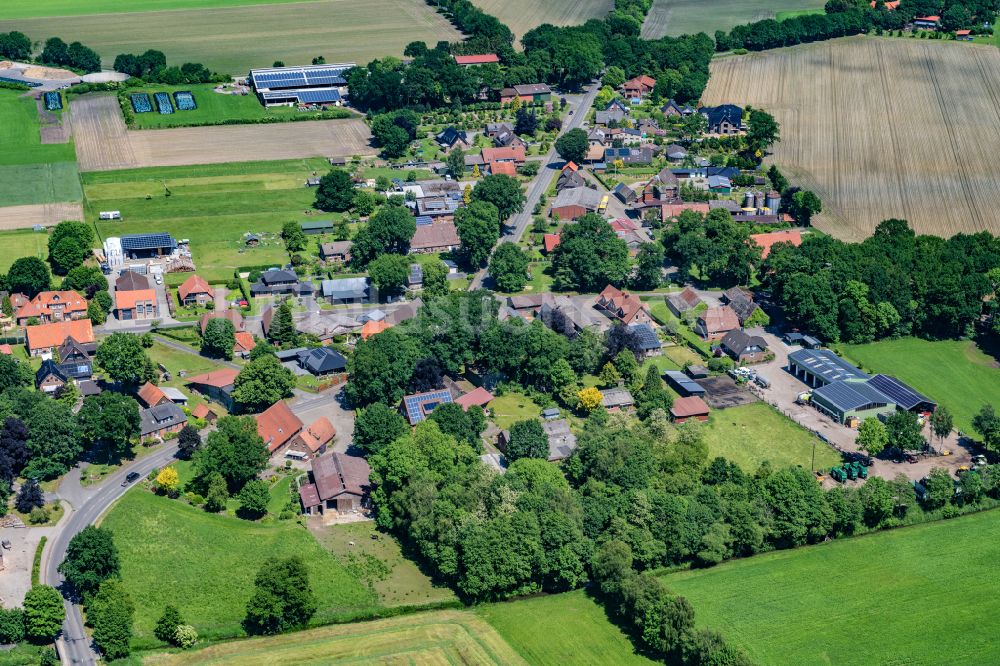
[15,478,43,513]
[193,416,268,493]
[349,206,416,268]
[89,579,134,661]
[48,221,94,275]
[154,605,183,644]
[174,624,198,649]
[353,189,377,217]
[59,526,120,600]
[0,606,24,644]
[23,398,82,480]
[314,169,355,212]
[681,112,708,141]
[204,472,228,512]
[77,392,141,455]
[367,253,409,295]
[471,175,525,220]
[156,466,180,495]
[353,403,408,455]
[631,242,664,290]
[23,585,64,640]
[506,419,548,462]
[885,410,926,454]
[550,214,630,292]
[488,242,529,292]
[856,418,889,457]
[238,479,271,519]
[599,362,621,387]
[929,406,953,452]
[455,200,501,267]
[177,425,202,459]
[0,417,29,483]
[923,467,955,510]
[422,259,449,298]
[603,66,626,89]
[0,31,32,61]
[96,333,156,388]
[788,190,822,225]
[344,328,421,407]
[0,355,32,394]
[244,556,317,635]
[266,300,297,346]
[972,404,1000,453]
[88,291,112,325]
[746,109,780,153]
[281,221,308,253]
[446,147,465,179]
[5,257,50,298]
[635,365,672,420]
[232,354,295,412]
[514,107,538,136]
[554,128,588,165]
[200,317,236,361]
[613,349,639,385]
[408,356,443,393]
[61,265,108,297]
[429,402,484,448]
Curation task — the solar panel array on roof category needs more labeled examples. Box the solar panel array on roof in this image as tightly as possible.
[250,65,353,91]
[415,216,433,226]
[663,371,706,396]
[866,374,935,411]
[403,390,452,424]
[813,380,892,412]
[628,323,661,350]
[121,233,177,252]
[788,348,869,384]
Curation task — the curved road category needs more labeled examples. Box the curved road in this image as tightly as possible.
[45,444,180,665]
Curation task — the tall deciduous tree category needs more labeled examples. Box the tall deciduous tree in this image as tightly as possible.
[929,406,953,452]
[550,214,630,292]
[244,556,317,635]
[352,403,408,455]
[88,579,135,661]
[314,169,355,212]
[554,128,588,165]
[202,317,236,360]
[232,354,295,412]
[489,242,529,292]
[193,416,268,493]
[367,253,410,295]
[455,200,501,267]
[0,355,32,395]
[505,419,548,462]
[22,585,65,640]
[59,526,121,600]
[177,425,202,459]
[973,404,1000,453]
[856,418,889,457]
[96,333,157,388]
[344,328,421,407]
[349,206,416,269]
[281,221,308,253]
[77,392,141,456]
[238,479,271,519]
[5,257,50,298]
[422,259,449,298]
[471,175,525,220]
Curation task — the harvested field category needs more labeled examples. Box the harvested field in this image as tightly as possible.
[473,0,612,42]
[143,610,528,665]
[700,375,758,409]
[0,202,82,229]
[0,0,462,75]
[641,0,824,39]
[72,94,372,171]
[703,36,1000,239]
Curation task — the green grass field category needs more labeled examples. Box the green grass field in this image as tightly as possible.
[0,89,81,207]
[641,0,826,39]
[841,338,1000,434]
[479,590,657,666]
[82,159,331,281]
[702,402,842,472]
[101,490,378,644]
[489,392,542,430]
[124,84,298,129]
[661,508,1000,665]
[0,0,463,74]
[0,229,48,272]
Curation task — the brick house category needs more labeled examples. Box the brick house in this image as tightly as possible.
[15,291,87,326]
[25,319,94,356]
[178,274,214,307]
[115,288,158,321]
[595,285,652,325]
[299,453,371,515]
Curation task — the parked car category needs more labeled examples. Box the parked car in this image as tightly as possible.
[905,454,918,464]
[122,471,141,486]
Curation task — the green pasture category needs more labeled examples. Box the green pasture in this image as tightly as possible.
[0,229,48,272]
[840,338,1000,434]
[0,89,81,206]
[82,160,330,281]
[661,508,1000,665]
[642,0,827,39]
[0,0,312,19]
[479,589,657,666]
[701,402,841,473]
[101,489,378,645]
[124,84,301,129]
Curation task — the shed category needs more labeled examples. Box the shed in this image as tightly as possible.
[663,371,706,396]
[671,396,710,423]
[301,220,334,235]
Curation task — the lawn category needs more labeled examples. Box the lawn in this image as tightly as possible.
[0,89,81,207]
[660,508,1000,665]
[840,338,1000,434]
[101,490,378,645]
[82,159,329,281]
[123,84,307,129]
[309,521,457,607]
[142,609,526,666]
[0,229,48,272]
[478,590,657,666]
[701,402,841,473]
[489,392,542,430]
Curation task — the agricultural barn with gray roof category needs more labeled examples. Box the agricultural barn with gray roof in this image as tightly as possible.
[248,63,354,107]
[787,348,869,387]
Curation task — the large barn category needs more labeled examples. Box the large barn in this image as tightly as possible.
[247,63,355,107]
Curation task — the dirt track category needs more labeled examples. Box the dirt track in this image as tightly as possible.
[72,94,373,172]
[702,36,1000,239]
[0,202,83,228]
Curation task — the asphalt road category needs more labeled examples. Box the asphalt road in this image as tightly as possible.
[45,444,180,665]
[470,83,602,289]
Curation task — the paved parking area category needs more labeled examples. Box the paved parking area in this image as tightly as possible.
[291,386,356,453]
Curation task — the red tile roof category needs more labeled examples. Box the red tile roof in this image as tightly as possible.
[698,306,740,335]
[662,202,710,219]
[597,285,649,324]
[313,453,371,499]
[562,161,579,172]
[137,382,168,407]
[543,233,561,253]
[115,288,157,312]
[410,222,460,252]
[671,396,710,418]
[454,54,499,65]
[26,319,94,352]
[297,417,336,453]
[482,146,526,164]
[200,310,245,334]
[916,15,940,21]
[489,161,517,176]
[191,403,213,419]
[0,344,12,355]
[750,230,803,259]
[234,331,256,354]
[455,387,494,411]
[256,401,303,453]
[15,290,87,320]
[360,319,391,340]
[178,274,212,301]
[185,368,239,389]
[955,29,971,35]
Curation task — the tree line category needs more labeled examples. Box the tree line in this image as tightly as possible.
[113,49,223,85]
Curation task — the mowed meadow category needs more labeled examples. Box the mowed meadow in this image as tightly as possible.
[703,36,1000,240]
[641,0,824,39]
[472,0,612,41]
[0,0,462,74]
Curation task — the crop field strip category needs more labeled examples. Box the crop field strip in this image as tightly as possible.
[702,36,1000,240]
[143,610,529,665]
[72,94,372,171]
[472,0,613,41]
[0,0,463,75]
[641,0,825,39]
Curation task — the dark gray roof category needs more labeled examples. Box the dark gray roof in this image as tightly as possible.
[628,323,661,351]
[121,233,176,253]
[663,370,706,396]
[36,359,66,386]
[813,380,894,413]
[298,347,347,374]
[866,374,935,411]
[140,402,186,436]
[721,329,767,357]
[700,104,743,129]
[436,127,468,147]
[322,277,369,300]
[261,269,298,285]
[788,349,869,383]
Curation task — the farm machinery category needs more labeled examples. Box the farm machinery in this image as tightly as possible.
[828,461,869,482]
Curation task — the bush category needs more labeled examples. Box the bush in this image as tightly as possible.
[0,607,25,643]
[174,623,198,648]
[29,506,49,525]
